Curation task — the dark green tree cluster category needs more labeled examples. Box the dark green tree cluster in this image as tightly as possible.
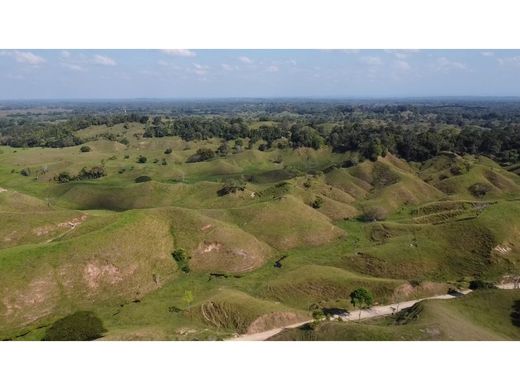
[54,166,106,183]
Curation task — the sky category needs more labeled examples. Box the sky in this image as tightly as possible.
[1,49,520,99]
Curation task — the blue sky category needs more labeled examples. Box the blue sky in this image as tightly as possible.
[1,50,520,99]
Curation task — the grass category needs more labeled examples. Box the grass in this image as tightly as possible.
[2,126,520,340]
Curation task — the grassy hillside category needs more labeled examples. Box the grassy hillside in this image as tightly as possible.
[2,126,520,341]
[269,289,520,341]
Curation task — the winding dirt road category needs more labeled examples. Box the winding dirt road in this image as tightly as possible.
[230,283,517,341]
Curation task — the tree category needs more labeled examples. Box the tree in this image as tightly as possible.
[54,171,73,183]
[350,288,374,321]
[137,155,147,163]
[80,145,91,153]
[311,196,324,209]
[217,178,246,196]
[186,148,215,163]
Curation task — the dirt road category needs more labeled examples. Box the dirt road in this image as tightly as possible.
[230,283,516,341]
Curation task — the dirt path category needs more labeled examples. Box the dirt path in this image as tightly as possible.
[230,284,516,341]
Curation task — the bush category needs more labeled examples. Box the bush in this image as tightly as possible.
[186,148,215,163]
[54,166,106,183]
[164,147,172,154]
[80,145,91,153]
[43,311,106,341]
[217,178,246,196]
[172,248,191,273]
[135,175,152,183]
[312,309,325,321]
[359,206,388,222]
[469,280,497,290]
[77,166,106,180]
[137,155,147,163]
[311,196,324,209]
[54,171,73,183]
[342,156,359,168]
[468,183,492,198]
[20,168,31,177]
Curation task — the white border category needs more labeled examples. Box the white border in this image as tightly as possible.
[1,1,519,389]
[1,0,520,48]
[0,341,518,389]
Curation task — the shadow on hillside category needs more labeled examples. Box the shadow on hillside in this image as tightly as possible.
[42,311,106,341]
[511,300,520,327]
[322,307,349,317]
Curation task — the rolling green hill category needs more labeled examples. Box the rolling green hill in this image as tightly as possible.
[1,124,520,341]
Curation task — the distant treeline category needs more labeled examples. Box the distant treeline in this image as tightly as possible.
[2,101,520,164]
[0,113,148,148]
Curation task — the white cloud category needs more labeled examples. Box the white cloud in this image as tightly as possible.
[192,63,209,76]
[161,49,196,57]
[61,50,71,58]
[435,57,467,71]
[61,63,85,71]
[92,54,116,66]
[384,49,421,59]
[393,60,411,71]
[497,56,520,67]
[221,63,236,71]
[266,65,279,72]
[481,51,495,57]
[1,50,46,65]
[238,56,253,64]
[360,56,382,66]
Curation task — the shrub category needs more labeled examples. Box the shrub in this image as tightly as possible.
[135,175,152,183]
[77,166,106,180]
[311,196,324,209]
[80,145,91,153]
[342,156,359,168]
[359,206,388,222]
[137,155,147,163]
[43,311,106,341]
[54,166,106,183]
[469,280,497,290]
[312,309,325,321]
[468,183,492,198]
[164,147,172,154]
[217,142,229,156]
[20,168,31,177]
[54,171,73,183]
[217,178,246,196]
[258,143,269,152]
[172,248,191,273]
[186,148,215,163]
